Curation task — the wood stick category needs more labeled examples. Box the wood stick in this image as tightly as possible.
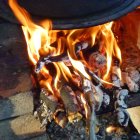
[35,43,99,73]
[60,85,82,123]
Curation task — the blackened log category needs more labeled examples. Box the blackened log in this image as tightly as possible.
[35,43,99,73]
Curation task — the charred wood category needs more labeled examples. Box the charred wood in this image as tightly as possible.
[35,43,99,73]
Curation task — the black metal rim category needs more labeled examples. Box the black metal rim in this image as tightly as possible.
[1,0,140,29]
[50,0,140,29]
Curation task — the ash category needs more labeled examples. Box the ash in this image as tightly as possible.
[46,120,89,140]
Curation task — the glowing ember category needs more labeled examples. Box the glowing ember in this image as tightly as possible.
[106,126,117,133]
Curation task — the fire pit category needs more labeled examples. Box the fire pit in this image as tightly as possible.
[0,0,140,140]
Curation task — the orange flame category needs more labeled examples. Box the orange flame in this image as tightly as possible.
[101,22,122,80]
[68,52,91,80]
[106,125,117,133]
[81,94,89,118]
[9,0,122,95]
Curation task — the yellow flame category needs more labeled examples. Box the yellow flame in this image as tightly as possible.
[9,0,122,96]
[53,63,61,89]
[68,52,91,80]
[101,22,122,80]
[81,94,89,118]
[106,126,117,133]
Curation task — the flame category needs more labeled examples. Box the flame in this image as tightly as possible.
[68,52,91,80]
[81,94,89,118]
[101,22,122,80]
[9,0,122,95]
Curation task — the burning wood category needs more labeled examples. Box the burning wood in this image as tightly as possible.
[34,41,100,74]
[60,85,82,123]
[8,1,140,139]
[53,111,68,128]
[36,89,66,127]
[88,51,106,71]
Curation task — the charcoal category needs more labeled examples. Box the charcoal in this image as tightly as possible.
[54,111,68,128]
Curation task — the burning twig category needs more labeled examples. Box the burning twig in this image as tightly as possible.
[35,42,89,73]
[8,1,140,137]
[87,69,120,88]
[35,53,67,73]
[35,42,101,74]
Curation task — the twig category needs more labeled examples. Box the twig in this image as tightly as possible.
[90,106,97,140]
[35,43,99,73]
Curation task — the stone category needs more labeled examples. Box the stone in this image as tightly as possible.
[30,134,50,140]
[0,23,33,97]
[0,92,33,121]
[127,106,140,133]
[0,114,45,140]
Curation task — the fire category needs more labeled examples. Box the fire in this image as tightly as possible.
[106,125,117,133]
[8,0,122,94]
[68,52,91,80]
[81,94,89,118]
[101,22,122,80]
